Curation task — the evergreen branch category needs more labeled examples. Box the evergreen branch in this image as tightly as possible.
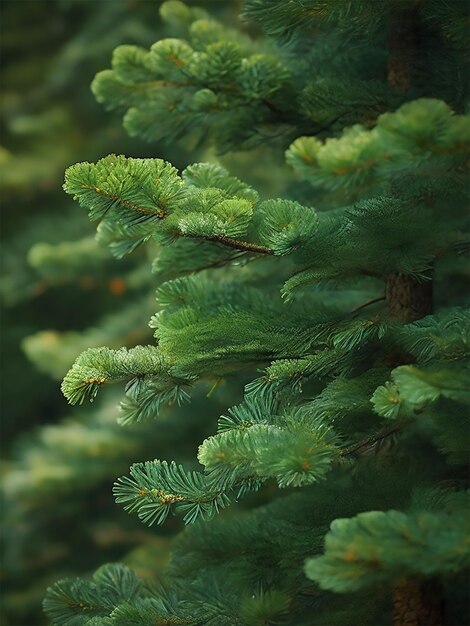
[372,362,470,419]
[305,505,470,593]
[287,100,470,195]
[65,156,285,258]
[92,24,296,151]
[199,422,339,489]
[61,346,168,405]
[113,460,231,525]
[64,155,183,224]
[394,308,470,364]
[79,184,166,218]
[44,564,144,625]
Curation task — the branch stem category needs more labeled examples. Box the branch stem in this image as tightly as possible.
[340,427,400,457]
[352,295,385,313]
[187,234,274,255]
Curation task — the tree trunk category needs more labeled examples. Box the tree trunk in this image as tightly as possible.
[385,272,433,324]
[388,7,418,92]
[393,579,445,626]
[386,273,441,626]
[386,3,445,622]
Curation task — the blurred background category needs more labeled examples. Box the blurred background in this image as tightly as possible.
[1,2,259,624]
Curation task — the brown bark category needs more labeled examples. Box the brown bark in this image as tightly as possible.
[393,579,445,626]
[386,6,445,624]
[386,2,432,325]
[387,8,419,92]
[386,274,441,625]
[385,272,433,324]
[386,273,444,625]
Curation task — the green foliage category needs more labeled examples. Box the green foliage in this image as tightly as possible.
[183,162,259,203]
[286,99,470,193]
[393,308,470,364]
[64,157,274,257]
[62,346,167,404]
[112,386,341,528]
[65,155,183,221]
[91,1,294,151]
[39,0,470,625]
[256,198,318,254]
[243,0,387,37]
[2,3,245,624]
[199,419,337,488]
[43,564,143,625]
[372,362,470,419]
[63,119,467,297]
[114,460,231,526]
[305,503,470,592]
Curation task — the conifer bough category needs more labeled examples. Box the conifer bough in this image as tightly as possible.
[45,1,470,625]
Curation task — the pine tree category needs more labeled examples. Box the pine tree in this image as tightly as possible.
[43,2,469,625]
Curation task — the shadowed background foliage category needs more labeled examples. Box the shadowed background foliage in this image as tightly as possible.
[1,2,245,624]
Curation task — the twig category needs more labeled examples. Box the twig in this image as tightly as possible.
[186,233,274,255]
[340,427,400,457]
[351,295,385,313]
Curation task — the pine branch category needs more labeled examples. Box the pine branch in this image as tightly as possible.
[188,233,273,255]
[113,460,231,525]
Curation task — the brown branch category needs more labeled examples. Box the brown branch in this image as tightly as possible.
[340,427,400,457]
[80,185,166,218]
[351,295,386,313]
[195,251,247,271]
[186,233,274,255]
